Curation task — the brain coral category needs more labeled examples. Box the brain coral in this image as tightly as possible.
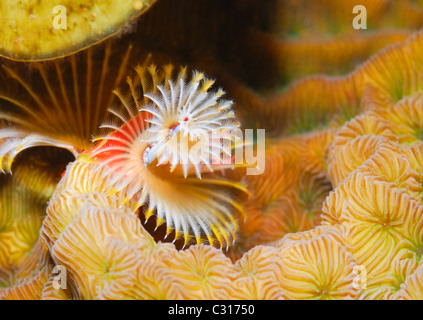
[0,0,157,61]
[3,0,423,301]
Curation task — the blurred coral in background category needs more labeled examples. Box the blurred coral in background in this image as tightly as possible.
[2,0,423,300]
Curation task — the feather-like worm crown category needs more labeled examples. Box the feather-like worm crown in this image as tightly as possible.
[88,64,246,249]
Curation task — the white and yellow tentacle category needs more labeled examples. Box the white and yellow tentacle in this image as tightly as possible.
[0,128,78,173]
